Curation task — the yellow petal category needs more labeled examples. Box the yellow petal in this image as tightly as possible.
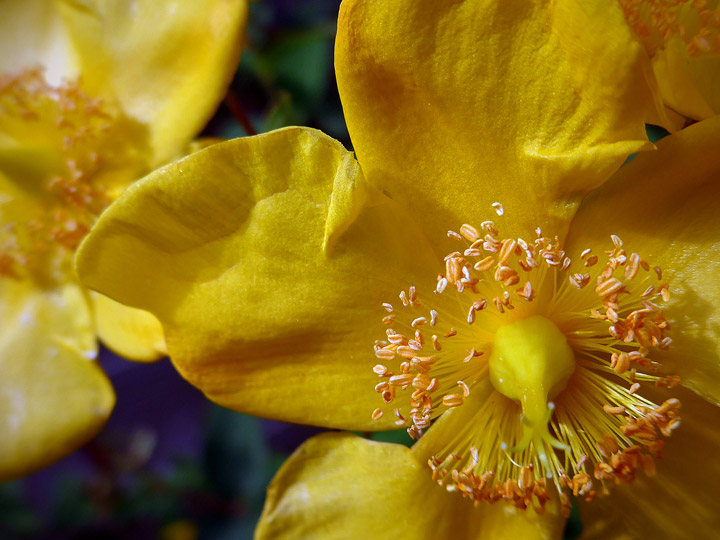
[77,127,442,430]
[91,291,166,362]
[653,37,720,121]
[56,0,248,164]
[256,432,565,540]
[335,0,654,243]
[564,116,720,404]
[579,386,720,539]
[0,278,114,480]
[0,0,78,84]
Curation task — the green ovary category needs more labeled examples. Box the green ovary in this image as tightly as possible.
[488,315,576,460]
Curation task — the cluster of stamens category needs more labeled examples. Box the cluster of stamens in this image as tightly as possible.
[371,282,475,438]
[619,0,720,56]
[0,69,146,284]
[371,205,681,515]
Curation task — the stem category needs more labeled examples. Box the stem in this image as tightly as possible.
[224,88,257,136]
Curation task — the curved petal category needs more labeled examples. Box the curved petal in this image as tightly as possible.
[335,0,654,244]
[91,292,167,362]
[77,127,444,431]
[0,279,114,480]
[56,0,248,164]
[564,117,720,405]
[653,38,720,121]
[0,0,78,84]
[256,432,565,540]
[579,386,720,539]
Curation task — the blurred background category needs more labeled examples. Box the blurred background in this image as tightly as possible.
[0,1,599,538]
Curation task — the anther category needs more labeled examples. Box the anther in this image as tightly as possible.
[474,256,495,272]
[584,255,599,267]
[460,224,480,242]
[443,394,464,408]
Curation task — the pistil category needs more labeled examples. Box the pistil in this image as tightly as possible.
[489,315,575,465]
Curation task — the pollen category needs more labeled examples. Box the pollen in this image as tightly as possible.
[371,206,680,516]
[0,69,149,285]
[619,0,720,57]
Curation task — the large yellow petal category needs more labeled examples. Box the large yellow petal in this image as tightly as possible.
[255,432,565,540]
[56,0,248,164]
[564,117,720,405]
[77,127,444,431]
[579,386,720,539]
[91,292,167,363]
[0,278,114,480]
[0,0,78,84]
[335,0,654,244]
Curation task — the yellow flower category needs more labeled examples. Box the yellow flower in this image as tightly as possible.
[77,0,720,538]
[619,0,720,127]
[0,0,248,480]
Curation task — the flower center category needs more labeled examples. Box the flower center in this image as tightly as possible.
[619,0,720,56]
[0,69,149,286]
[371,206,681,515]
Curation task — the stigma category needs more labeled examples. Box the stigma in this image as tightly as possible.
[371,207,680,515]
